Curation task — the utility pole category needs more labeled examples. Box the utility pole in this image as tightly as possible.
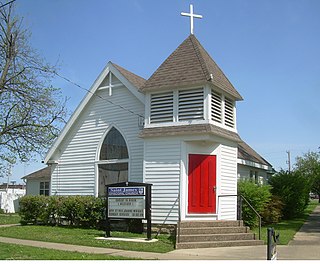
[286,150,291,173]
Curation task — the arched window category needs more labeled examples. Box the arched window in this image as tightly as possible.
[98,127,129,196]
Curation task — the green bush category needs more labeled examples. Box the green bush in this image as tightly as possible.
[268,170,310,219]
[19,195,49,224]
[260,195,284,225]
[238,180,272,228]
[19,195,105,228]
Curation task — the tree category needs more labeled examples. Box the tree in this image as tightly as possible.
[295,151,320,203]
[269,170,310,219]
[0,2,67,172]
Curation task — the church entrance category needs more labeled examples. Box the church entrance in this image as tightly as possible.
[188,154,217,214]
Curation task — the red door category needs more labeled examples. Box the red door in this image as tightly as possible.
[188,154,217,214]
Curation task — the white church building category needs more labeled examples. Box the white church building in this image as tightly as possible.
[35,32,274,227]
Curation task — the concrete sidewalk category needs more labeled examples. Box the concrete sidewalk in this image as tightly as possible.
[0,205,319,260]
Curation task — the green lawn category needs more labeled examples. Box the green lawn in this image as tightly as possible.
[0,214,21,225]
[253,200,319,245]
[0,242,135,260]
[0,225,175,253]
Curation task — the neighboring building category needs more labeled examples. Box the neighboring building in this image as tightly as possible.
[24,34,274,225]
[237,142,274,184]
[0,184,26,213]
[22,167,50,196]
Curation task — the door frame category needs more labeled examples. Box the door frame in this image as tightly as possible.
[180,141,220,221]
[187,154,217,214]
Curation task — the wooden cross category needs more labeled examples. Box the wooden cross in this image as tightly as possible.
[181,4,203,35]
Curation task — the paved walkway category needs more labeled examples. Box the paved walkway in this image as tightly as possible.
[0,205,320,260]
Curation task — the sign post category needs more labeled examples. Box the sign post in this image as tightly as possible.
[105,182,152,240]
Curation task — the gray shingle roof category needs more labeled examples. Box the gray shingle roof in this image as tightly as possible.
[140,123,241,142]
[21,167,51,180]
[113,63,146,90]
[238,141,272,167]
[141,35,243,100]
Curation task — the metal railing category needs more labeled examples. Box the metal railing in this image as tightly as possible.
[218,194,262,240]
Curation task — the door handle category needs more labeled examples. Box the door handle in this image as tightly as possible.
[213,186,217,192]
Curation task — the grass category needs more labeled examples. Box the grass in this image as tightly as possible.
[1,201,317,253]
[0,225,175,253]
[0,214,21,225]
[0,242,135,260]
[253,200,319,245]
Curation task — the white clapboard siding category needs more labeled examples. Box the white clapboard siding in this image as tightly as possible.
[51,163,95,195]
[51,83,144,195]
[150,92,174,123]
[144,139,181,224]
[178,88,204,121]
[219,144,237,220]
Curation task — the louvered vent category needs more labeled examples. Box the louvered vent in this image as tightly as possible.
[224,97,234,128]
[178,88,204,121]
[211,90,222,123]
[150,92,174,123]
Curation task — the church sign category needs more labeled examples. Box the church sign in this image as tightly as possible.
[108,187,146,218]
[105,182,152,240]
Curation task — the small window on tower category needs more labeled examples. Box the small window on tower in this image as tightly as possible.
[150,92,174,123]
[178,88,204,121]
[211,90,222,123]
[224,97,234,128]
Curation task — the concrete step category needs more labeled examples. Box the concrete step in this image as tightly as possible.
[179,220,243,228]
[175,239,264,249]
[178,233,255,243]
[179,226,249,235]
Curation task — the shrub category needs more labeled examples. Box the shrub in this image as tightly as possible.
[19,195,49,224]
[19,195,105,228]
[78,196,105,227]
[269,170,310,219]
[238,180,272,228]
[260,195,284,225]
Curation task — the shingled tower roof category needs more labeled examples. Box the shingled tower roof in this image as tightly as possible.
[141,34,243,100]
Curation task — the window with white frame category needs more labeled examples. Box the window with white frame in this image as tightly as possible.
[224,97,235,128]
[150,92,174,123]
[40,181,50,196]
[250,170,258,184]
[98,127,129,196]
[178,88,204,121]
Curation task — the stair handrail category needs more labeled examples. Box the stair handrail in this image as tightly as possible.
[218,194,262,240]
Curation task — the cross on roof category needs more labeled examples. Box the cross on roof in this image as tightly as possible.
[181,4,203,35]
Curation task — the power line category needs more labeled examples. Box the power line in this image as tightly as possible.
[53,71,144,119]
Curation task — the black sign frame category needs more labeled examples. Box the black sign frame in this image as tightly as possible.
[105,181,152,240]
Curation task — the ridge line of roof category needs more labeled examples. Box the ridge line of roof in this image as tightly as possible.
[189,35,211,81]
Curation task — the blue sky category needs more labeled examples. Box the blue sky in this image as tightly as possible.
[7,0,320,183]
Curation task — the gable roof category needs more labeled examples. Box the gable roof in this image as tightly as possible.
[141,34,243,100]
[22,167,51,180]
[113,63,146,89]
[44,62,145,164]
[238,141,271,167]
